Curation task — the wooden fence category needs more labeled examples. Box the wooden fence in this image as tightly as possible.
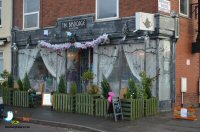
[53,94,75,112]
[144,98,159,116]
[121,99,144,120]
[13,91,29,107]
[75,94,99,115]
[95,99,108,117]
[0,87,13,105]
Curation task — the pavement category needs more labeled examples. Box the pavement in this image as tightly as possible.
[0,121,85,132]
[1,106,200,132]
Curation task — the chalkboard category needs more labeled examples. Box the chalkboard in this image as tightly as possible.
[112,97,123,122]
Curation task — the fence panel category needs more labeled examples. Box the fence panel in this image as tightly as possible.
[0,87,13,105]
[75,94,99,115]
[53,93,75,113]
[144,98,159,116]
[95,99,108,117]
[121,99,144,120]
[13,91,29,108]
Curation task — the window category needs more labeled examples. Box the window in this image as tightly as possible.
[96,0,119,21]
[0,0,2,26]
[23,0,40,29]
[0,52,3,80]
[179,0,189,17]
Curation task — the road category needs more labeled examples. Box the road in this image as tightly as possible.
[0,119,86,132]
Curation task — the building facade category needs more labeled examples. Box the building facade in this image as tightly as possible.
[12,0,199,110]
[0,0,12,81]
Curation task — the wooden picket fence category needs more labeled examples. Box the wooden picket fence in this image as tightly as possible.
[95,99,108,117]
[75,94,99,115]
[13,91,29,108]
[0,87,13,105]
[144,98,159,116]
[53,93,75,113]
[121,99,144,120]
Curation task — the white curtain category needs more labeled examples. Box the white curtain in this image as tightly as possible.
[123,44,145,81]
[40,49,66,83]
[18,49,39,80]
[98,45,119,84]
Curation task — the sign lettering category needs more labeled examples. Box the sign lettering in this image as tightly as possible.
[61,19,87,30]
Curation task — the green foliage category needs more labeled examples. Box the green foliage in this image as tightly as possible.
[101,77,110,98]
[82,70,94,81]
[0,70,10,88]
[128,78,137,99]
[23,73,31,91]
[1,81,7,88]
[140,71,153,99]
[87,84,100,94]
[70,82,77,95]
[0,70,9,79]
[17,79,23,91]
[58,75,66,93]
[28,88,36,94]
[7,74,14,88]
[124,89,132,99]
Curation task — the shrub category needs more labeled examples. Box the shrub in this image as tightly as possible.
[124,89,132,99]
[87,84,100,94]
[7,74,14,88]
[128,78,137,99]
[23,73,31,91]
[101,77,110,98]
[0,70,9,79]
[70,82,77,95]
[140,72,152,99]
[58,75,66,93]
[82,70,94,81]
[17,79,23,91]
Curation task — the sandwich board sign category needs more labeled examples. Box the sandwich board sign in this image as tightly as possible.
[42,93,52,106]
[112,97,123,122]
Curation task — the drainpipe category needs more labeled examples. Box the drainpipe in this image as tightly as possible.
[11,0,15,78]
[196,0,200,106]
[198,0,200,107]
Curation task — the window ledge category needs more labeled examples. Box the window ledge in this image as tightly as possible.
[179,14,191,19]
[95,17,120,23]
[22,27,40,31]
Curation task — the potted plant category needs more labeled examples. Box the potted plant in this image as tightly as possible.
[82,70,94,92]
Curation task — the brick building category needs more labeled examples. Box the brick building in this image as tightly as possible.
[12,0,199,110]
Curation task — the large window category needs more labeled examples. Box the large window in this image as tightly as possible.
[0,52,3,80]
[0,0,2,26]
[23,0,40,29]
[179,0,189,17]
[96,0,119,21]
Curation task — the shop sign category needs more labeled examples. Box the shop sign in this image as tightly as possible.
[61,19,87,30]
[136,12,155,31]
[158,0,171,13]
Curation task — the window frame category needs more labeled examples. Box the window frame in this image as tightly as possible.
[179,0,190,17]
[95,0,119,21]
[0,52,3,80]
[23,0,40,30]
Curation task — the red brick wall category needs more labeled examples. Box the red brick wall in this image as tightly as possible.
[14,0,158,28]
[13,0,23,29]
[175,0,200,107]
